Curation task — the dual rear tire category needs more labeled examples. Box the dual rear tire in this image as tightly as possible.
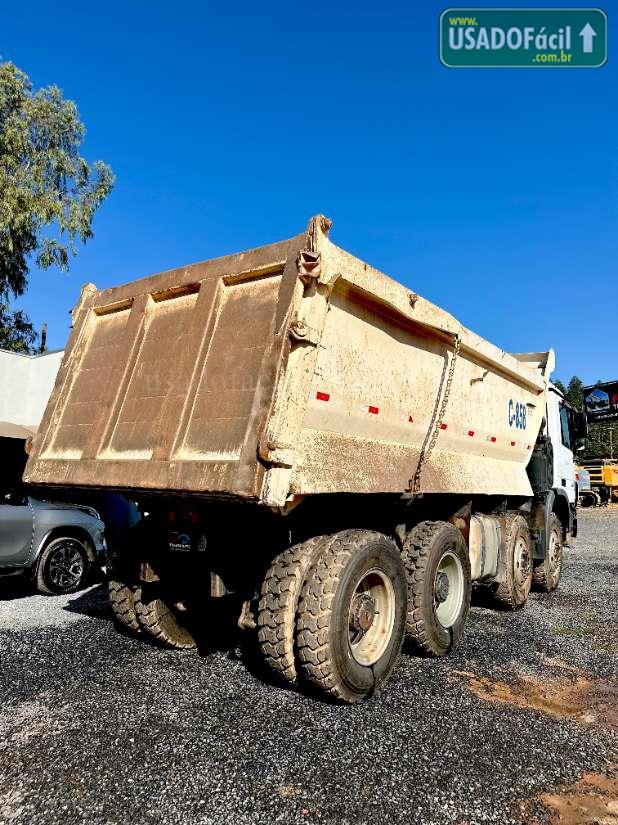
[108,576,199,649]
[259,523,472,703]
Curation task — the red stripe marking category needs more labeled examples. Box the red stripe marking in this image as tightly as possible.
[467,430,475,437]
[368,405,379,415]
[439,423,448,430]
[316,391,330,402]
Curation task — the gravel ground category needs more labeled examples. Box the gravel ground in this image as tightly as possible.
[0,508,616,825]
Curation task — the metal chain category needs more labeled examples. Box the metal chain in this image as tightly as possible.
[411,332,461,495]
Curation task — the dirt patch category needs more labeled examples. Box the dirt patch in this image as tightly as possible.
[277,785,304,799]
[520,766,618,825]
[451,663,618,731]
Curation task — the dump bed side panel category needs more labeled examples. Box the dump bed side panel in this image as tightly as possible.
[25,236,305,497]
[260,232,549,504]
[292,280,544,497]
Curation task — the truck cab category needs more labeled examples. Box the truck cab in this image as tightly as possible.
[541,385,586,541]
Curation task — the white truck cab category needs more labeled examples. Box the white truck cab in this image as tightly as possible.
[547,386,579,506]
[528,384,586,553]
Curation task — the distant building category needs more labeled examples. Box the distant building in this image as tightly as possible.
[0,349,64,439]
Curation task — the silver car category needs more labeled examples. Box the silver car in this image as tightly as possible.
[0,493,106,594]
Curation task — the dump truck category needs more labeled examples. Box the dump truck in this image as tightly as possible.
[24,215,585,703]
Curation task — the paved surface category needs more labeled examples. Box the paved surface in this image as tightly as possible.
[0,509,616,825]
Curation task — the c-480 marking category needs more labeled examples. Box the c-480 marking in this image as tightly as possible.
[508,399,527,429]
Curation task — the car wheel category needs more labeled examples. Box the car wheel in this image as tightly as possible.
[36,537,90,595]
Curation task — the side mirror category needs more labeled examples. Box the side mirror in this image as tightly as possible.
[573,411,588,442]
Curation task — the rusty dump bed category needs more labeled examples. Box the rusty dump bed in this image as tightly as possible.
[25,216,552,508]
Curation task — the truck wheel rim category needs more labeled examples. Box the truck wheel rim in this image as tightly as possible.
[348,569,396,666]
[513,536,531,588]
[48,541,85,590]
[549,530,561,573]
[434,552,464,628]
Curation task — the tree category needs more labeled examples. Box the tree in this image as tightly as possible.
[0,298,37,352]
[565,376,584,411]
[0,61,114,351]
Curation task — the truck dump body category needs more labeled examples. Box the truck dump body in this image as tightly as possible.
[25,216,551,507]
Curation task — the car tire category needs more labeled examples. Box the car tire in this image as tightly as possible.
[36,537,91,595]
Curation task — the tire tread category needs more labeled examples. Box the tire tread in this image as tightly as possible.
[108,579,141,632]
[401,520,470,656]
[296,530,390,703]
[257,535,331,684]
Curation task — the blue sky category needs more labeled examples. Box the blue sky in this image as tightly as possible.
[2,0,616,384]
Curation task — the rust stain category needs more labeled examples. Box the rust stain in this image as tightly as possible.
[520,765,618,825]
[451,667,618,731]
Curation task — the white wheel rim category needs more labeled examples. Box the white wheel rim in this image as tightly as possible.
[549,529,561,574]
[513,535,531,588]
[434,551,464,628]
[348,568,396,666]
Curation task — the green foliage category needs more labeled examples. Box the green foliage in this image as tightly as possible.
[585,420,618,461]
[0,60,114,352]
[565,376,584,410]
[0,297,37,352]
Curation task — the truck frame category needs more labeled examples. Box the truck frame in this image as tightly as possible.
[24,215,583,702]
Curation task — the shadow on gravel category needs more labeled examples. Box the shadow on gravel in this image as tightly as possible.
[0,576,33,601]
[0,566,105,603]
[62,583,112,621]
[470,585,509,611]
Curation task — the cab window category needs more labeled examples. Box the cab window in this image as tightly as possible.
[559,404,572,449]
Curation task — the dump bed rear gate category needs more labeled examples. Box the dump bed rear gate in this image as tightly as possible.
[28,234,305,497]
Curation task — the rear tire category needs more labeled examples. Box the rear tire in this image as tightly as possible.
[532,515,563,592]
[401,521,471,657]
[257,535,331,685]
[108,578,141,633]
[296,530,407,704]
[492,514,532,609]
[136,582,198,650]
